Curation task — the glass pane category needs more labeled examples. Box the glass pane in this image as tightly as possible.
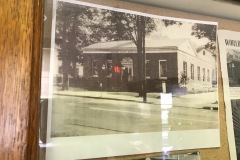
[39,0,219,159]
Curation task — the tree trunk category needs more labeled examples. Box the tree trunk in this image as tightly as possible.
[72,59,77,87]
[136,16,147,102]
[61,17,69,90]
[141,16,147,102]
[69,13,78,88]
[137,15,143,97]
[62,58,69,90]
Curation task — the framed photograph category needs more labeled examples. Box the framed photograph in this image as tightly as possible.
[40,0,220,159]
[218,30,240,160]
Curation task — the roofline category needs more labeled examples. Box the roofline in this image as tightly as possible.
[197,47,215,54]
[82,47,178,54]
[187,40,198,56]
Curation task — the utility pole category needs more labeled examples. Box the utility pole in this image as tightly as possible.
[141,16,147,103]
[136,15,147,102]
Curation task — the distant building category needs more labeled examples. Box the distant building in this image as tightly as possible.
[79,38,216,93]
[227,49,240,86]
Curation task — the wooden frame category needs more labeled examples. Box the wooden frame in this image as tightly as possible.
[0,0,44,160]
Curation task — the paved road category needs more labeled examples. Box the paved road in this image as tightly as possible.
[50,95,218,137]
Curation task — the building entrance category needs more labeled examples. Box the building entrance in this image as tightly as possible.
[121,57,133,82]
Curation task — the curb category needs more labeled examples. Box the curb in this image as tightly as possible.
[203,106,218,110]
[53,93,153,104]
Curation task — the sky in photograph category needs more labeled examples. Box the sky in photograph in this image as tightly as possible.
[149,20,212,47]
[54,0,216,48]
[81,0,216,47]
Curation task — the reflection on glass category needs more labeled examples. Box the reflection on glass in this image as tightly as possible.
[39,0,219,159]
[136,152,201,160]
[160,93,173,154]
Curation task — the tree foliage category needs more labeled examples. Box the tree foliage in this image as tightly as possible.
[56,2,107,59]
[162,19,182,27]
[191,23,217,51]
[103,11,156,45]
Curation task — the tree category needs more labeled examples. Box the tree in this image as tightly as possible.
[104,12,157,101]
[55,2,109,90]
[162,19,182,27]
[106,16,182,100]
[103,11,156,47]
[191,23,217,51]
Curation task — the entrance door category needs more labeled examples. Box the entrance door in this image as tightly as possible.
[121,57,133,82]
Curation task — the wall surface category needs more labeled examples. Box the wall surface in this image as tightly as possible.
[124,0,240,21]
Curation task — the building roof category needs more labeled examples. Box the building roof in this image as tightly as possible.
[82,38,190,54]
[196,46,215,55]
[227,49,240,62]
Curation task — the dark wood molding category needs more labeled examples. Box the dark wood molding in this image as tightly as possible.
[27,0,44,159]
[0,0,43,159]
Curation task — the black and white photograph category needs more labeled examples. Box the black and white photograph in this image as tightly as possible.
[231,99,240,160]
[51,0,218,137]
[227,49,240,87]
[45,0,220,159]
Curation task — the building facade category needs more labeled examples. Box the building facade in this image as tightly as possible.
[227,49,240,86]
[79,38,215,93]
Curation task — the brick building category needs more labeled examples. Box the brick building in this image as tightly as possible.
[79,38,216,93]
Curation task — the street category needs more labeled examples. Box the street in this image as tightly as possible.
[50,93,219,137]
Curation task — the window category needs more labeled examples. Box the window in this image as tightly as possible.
[197,66,200,81]
[106,60,112,77]
[146,60,150,79]
[227,63,233,78]
[191,64,194,80]
[207,69,210,82]
[203,68,205,81]
[203,51,205,55]
[183,61,187,77]
[92,60,99,77]
[159,60,167,78]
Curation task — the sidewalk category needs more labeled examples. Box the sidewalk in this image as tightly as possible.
[53,89,219,110]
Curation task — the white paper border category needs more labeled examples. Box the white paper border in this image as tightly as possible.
[46,129,219,160]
